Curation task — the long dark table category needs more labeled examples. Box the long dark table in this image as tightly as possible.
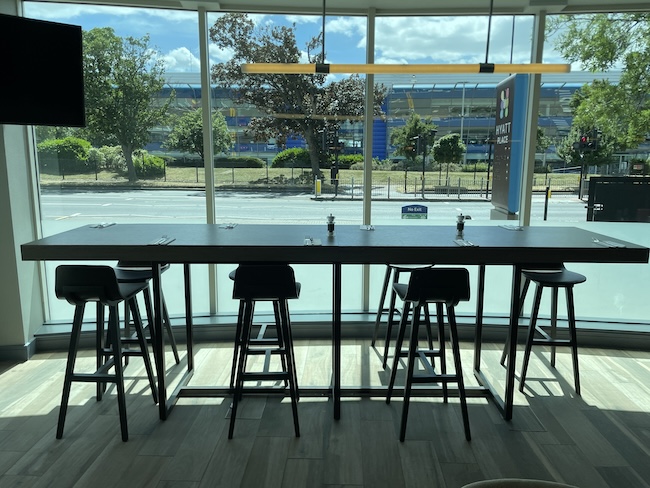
[22,223,649,421]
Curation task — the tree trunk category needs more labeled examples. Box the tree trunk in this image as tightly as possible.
[305,131,323,181]
[122,145,137,182]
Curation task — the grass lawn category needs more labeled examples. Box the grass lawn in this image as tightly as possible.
[39,166,582,192]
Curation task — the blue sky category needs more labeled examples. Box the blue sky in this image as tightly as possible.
[24,2,567,75]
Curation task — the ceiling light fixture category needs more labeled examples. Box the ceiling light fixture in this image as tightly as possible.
[241,0,570,76]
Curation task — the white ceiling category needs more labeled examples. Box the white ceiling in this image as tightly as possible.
[30,0,650,15]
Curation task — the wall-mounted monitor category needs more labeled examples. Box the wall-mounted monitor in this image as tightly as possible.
[0,13,86,127]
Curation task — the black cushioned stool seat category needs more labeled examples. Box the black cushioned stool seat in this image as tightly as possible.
[386,267,471,442]
[229,264,301,439]
[55,265,158,442]
[114,261,180,365]
[517,265,586,394]
[372,264,436,368]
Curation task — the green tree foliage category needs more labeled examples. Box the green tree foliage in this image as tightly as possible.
[163,108,232,159]
[548,14,650,149]
[390,113,438,169]
[163,108,232,161]
[37,137,92,173]
[272,148,311,168]
[208,13,387,178]
[82,27,173,182]
[432,133,466,179]
[132,150,166,178]
[556,124,614,197]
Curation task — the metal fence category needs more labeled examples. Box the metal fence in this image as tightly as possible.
[40,162,581,200]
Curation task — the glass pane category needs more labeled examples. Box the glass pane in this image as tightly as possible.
[24,2,209,322]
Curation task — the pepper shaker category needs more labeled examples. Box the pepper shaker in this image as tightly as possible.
[327,214,335,237]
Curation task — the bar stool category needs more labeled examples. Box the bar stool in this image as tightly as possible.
[227,269,291,389]
[500,263,565,367]
[54,265,158,442]
[114,261,180,365]
[516,265,586,394]
[372,264,435,368]
[229,264,301,439]
[386,267,471,442]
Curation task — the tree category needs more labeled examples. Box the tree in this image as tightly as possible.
[432,133,466,180]
[556,124,614,198]
[82,27,173,182]
[548,14,650,150]
[163,108,232,161]
[209,13,387,178]
[389,113,438,169]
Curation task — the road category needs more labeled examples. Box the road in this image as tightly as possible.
[40,189,589,233]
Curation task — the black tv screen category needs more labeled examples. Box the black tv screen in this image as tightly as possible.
[0,14,86,127]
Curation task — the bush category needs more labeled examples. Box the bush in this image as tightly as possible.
[37,136,92,173]
[349,158,389,171]
[133,151,165,178]
[272,148,311,168]
[167,156,265,168]
[336,154,363,170]
[87,147,106,171]
[461,162,488,172]
[99,146,126,171]
[215,156,265,168]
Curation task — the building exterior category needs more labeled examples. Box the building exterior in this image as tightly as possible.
[155,71,648,170]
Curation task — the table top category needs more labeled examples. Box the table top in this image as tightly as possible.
[21,223,649,266]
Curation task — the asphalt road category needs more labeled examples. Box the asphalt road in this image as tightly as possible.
[40,189,589,233]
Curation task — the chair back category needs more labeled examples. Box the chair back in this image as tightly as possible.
[55,265,123,306]
[405,267,470,306]
[233,264,299,300]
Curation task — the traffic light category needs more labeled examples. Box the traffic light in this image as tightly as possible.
[579,135,588,150]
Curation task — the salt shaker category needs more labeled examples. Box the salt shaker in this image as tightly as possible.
[327,214,335,237]
[456,212,471,239]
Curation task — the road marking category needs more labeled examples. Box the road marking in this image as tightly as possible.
[55,212,81,221]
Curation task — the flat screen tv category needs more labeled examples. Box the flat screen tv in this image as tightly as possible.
[0,13,86,127]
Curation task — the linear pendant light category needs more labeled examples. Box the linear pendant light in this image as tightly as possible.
[241,62,570,75]
[241,0,570,76]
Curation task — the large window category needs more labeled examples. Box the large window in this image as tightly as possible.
[24,2,650,330]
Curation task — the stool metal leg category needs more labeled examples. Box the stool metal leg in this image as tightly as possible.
[372,266,393,347]
[500,276,532,366]
[447,304,471,441]
[566,286,581,395]
[386,301,412,403]
[382,269,401,368]
[519,285,543,392]
[273,301,290,388]
[229,300,246,390]
[278,298,300,437]
[229,299,254,439]
[550,287,559,368]
[143,286,180,365]
[57,303,86,440]
[107,305,129,442]
[96,302,106,400]
[399,304,422,442]
[436,302,448,402]
[128,297,158,404]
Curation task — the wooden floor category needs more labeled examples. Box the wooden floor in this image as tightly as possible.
[2,339,650,488]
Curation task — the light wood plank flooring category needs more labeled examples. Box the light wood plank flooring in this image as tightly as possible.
[2,340,650,488]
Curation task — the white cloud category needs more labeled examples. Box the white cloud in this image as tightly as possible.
[161,47,200,72]
[373,15,566,65]
[25,3,195,23]
[286,15,320,24]
[326,17,366,37]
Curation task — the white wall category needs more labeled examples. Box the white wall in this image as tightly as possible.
[0,0,46,358]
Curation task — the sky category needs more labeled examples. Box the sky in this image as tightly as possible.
[23,2,569,76]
